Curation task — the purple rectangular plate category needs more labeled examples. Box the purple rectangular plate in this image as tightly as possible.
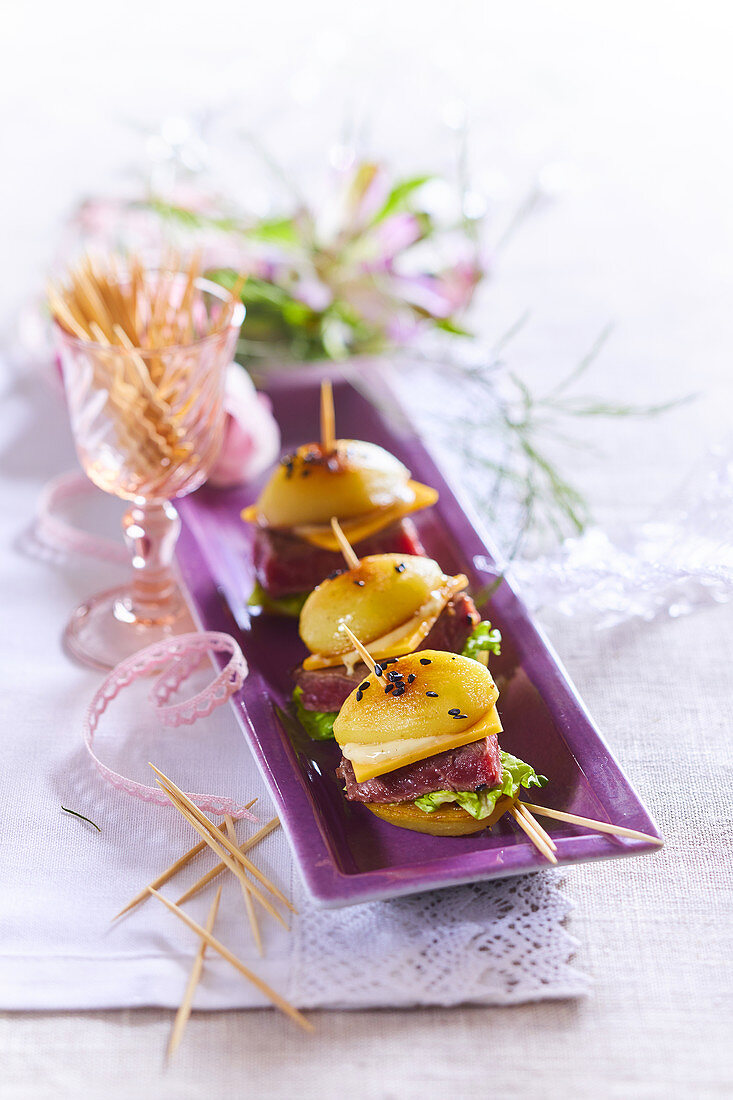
[176,370,662,907]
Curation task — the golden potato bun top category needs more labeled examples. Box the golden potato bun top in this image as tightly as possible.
[254,440,413,528]
[299,555,447,656]
[332,650,499,747]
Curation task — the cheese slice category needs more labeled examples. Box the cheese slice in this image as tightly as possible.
[342,705,503,783]
[301,574,468,670]
[242,480,438,548]
[295,481,437,549]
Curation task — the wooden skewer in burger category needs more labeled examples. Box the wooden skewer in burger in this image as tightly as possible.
[242,381,438,615]
[292,518,496,733]
[332,626,664,856]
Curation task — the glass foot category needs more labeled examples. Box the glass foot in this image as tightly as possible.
[63,584,197,671]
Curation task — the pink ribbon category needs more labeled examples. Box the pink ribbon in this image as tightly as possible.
[83,632,256,819]
[36,471,128,563]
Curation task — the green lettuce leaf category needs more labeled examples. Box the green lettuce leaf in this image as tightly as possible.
[461,620,502,662]
[413,751,547,820]
[292,686,337,741]
[247,581,308,618]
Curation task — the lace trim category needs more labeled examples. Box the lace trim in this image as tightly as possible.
[291,871,589,1007]
[83,631,256,819]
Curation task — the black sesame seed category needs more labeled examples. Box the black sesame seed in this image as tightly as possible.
[384,683,395,694]
[327,570,342,580]
[454,713,468,720]
[393,686,406,696]
[395,563,406,573]
[381,657,399,666]
[359,682,370,691]
[465,613,474,624]
[301,469,310,477]
[420,658,432,665]
[387,670,401,681]
[426,691,438,697]
[448,708,460,715]
[374,664,383,677]
[353,579,365,587]
[407,673,416,683]
[356,691,363,702]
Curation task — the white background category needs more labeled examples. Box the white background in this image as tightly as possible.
[1,2,732,1097]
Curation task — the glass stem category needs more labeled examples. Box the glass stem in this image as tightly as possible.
[121,501,182,625]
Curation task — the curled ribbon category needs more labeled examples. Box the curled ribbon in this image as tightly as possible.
[83,632,256,820]
[36,471,128,563]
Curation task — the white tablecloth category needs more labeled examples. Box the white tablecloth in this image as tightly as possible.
[2,0,733,1095]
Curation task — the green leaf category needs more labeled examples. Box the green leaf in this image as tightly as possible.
[413,751,547,820]
[243,217,300,245]
[144,198,244,234]
[371,174,435,224]
[247,581,308,618]
[435,317,473,337]
[292,687,337,741]
[461,620,502,662]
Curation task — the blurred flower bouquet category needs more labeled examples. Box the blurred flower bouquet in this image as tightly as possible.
[145,160,483,363]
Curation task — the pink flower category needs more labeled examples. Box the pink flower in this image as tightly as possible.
[356,214,424,272]
[207,365,281,489]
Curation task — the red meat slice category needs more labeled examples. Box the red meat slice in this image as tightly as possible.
[293,592,480,712]
[253,518,426,598]
[336,735,502,803]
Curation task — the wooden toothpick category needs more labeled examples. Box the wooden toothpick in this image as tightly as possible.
[330,517,360,570]
[148,764,296,914]
[225,814,263,957]
[175,817,280,906]
[148,889,313,1032]
[151,778,290,930]
[340,624,389,686]
[515,802,557,852]
[519,802,664,845]
[166,884,223,1059]
[320,378,335,454]
[509,803,558,864]
[111,807,256,921]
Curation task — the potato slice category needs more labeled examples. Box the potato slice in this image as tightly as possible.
[333,650,499,747]
[299,554,447,655]
[365,795,514,835]
[247,440,414,527]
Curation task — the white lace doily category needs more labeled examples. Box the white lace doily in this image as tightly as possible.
[291,872,587,1008]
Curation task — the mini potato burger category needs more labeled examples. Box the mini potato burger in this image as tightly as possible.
[242,440,438,613]
[292,552,484,732]
[241,382,438,614]
[332,648,546,836]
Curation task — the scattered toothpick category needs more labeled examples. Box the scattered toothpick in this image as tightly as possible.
[152,777,290,930]
[330,517,360,570]
[175,818,281,906]
[149,765,296,915]
[112,803,258,921]
[149,889,313,1032]
[225,814,263,957]
[166,884,223,1060]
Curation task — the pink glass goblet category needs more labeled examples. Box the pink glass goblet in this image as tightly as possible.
[54,275,244,670]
